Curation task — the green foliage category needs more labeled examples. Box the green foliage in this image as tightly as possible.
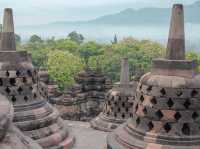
[79,41,103,67]
[18,33,187,87]
[29,35,43,43]
[15,34,21,44]
[111,34,118,44]
[186,51,200,72]
[68,31,84,44]
[47,50,83,90]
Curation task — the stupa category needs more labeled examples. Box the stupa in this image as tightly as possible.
[91,58,136,132]
[107,4,200,149]
[50,68,112,121]
[0,94,42,149]
[38,68,62,99]
[0,8,75,149]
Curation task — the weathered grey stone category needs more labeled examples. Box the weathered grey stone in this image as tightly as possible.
[49,68,112,121]
[0,8,75,149]
[107,4,200,149]
[91,58,137,132]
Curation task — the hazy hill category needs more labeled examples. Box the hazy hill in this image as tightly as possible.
[52,1,200,26]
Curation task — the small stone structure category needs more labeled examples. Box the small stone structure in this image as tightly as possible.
[38,68,62,99]
[0,8,75,149]
[50,68,112,121]
[0,94,42,149]
[107,4,200,149]
[91,58,136,132]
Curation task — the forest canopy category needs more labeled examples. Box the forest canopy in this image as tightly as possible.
[17,32,200,89]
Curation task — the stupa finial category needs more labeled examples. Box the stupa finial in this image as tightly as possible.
[120,58,129,86]
[166,4,185,60]
[1,8,16,51]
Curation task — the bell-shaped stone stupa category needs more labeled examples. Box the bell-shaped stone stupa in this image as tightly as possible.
[0,8,75,149]
[107,4,200,149]
[91,58,136,132]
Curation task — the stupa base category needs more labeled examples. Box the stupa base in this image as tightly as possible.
[91,113,124,132]
[107,120,200,149]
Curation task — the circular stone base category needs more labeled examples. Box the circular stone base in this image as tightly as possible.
[106,123,200,149]
[90,113,124,132]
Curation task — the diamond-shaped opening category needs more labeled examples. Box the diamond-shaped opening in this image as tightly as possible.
[6,71,10,77]
[107,111,110,115]
[191,89,198,98]
[130,102,134,106]
[29,86,33,90]
[10,78,16,86]
[122,113,125,119]
[0,78,3,86]
[176,91,183,97]
[147,86,152,92]
[111,96,114,101]
[192,112,199,120]
[5,87,11,94]
[27,70,32,77]
[118,97,121,101]
[114,102,117,106]
[150,97,157,105]
[167,98,174,108]
[126,107,129,112]
[143,107,147,115]
[114,113,117,117]
[108,100,111,105]
[182,123,190,135]
[183,99,191,109]
[11,96,16,102]
[130,113,133,117]
[160,88,166,96]
[22,77,27,83]
[118,108,121,112]
[164,123,171,133]
[155,110,164,120]
[24,96,28,102]
[139,84,142,90]
[17,87,23,94]
[16,70,20,77]
[174,112,181,121]
[122,102,125,107]
[136,117,140,125]
[140,95,144,102]
[135,104,139,112]
[148,121,154,131]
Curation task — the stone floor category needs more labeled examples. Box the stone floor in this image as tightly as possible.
[65,120,108,149]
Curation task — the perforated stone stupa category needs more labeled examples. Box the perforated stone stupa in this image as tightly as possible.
[50,68,112,121]
[0,94,42,149]
[91,58,136,132]
[0,8,75,149]
[107,4,200,149]
[38,68,62,99]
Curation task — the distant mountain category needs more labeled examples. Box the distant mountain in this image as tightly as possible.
[51,1,200,26]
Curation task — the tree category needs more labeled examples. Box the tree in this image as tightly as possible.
[111,34,118,44]
[186,51,200,72]
[79,41,103,68]
[29,35,43,43]
[47,50,83,89]
[68,31,84,44]
[15,34,21,44]
[56,39,79,54]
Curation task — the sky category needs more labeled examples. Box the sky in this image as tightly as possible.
[0,0,198,25]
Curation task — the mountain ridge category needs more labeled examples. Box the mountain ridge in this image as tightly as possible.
[48,1,200,26]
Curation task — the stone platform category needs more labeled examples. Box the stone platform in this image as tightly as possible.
[65,120,108,149]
